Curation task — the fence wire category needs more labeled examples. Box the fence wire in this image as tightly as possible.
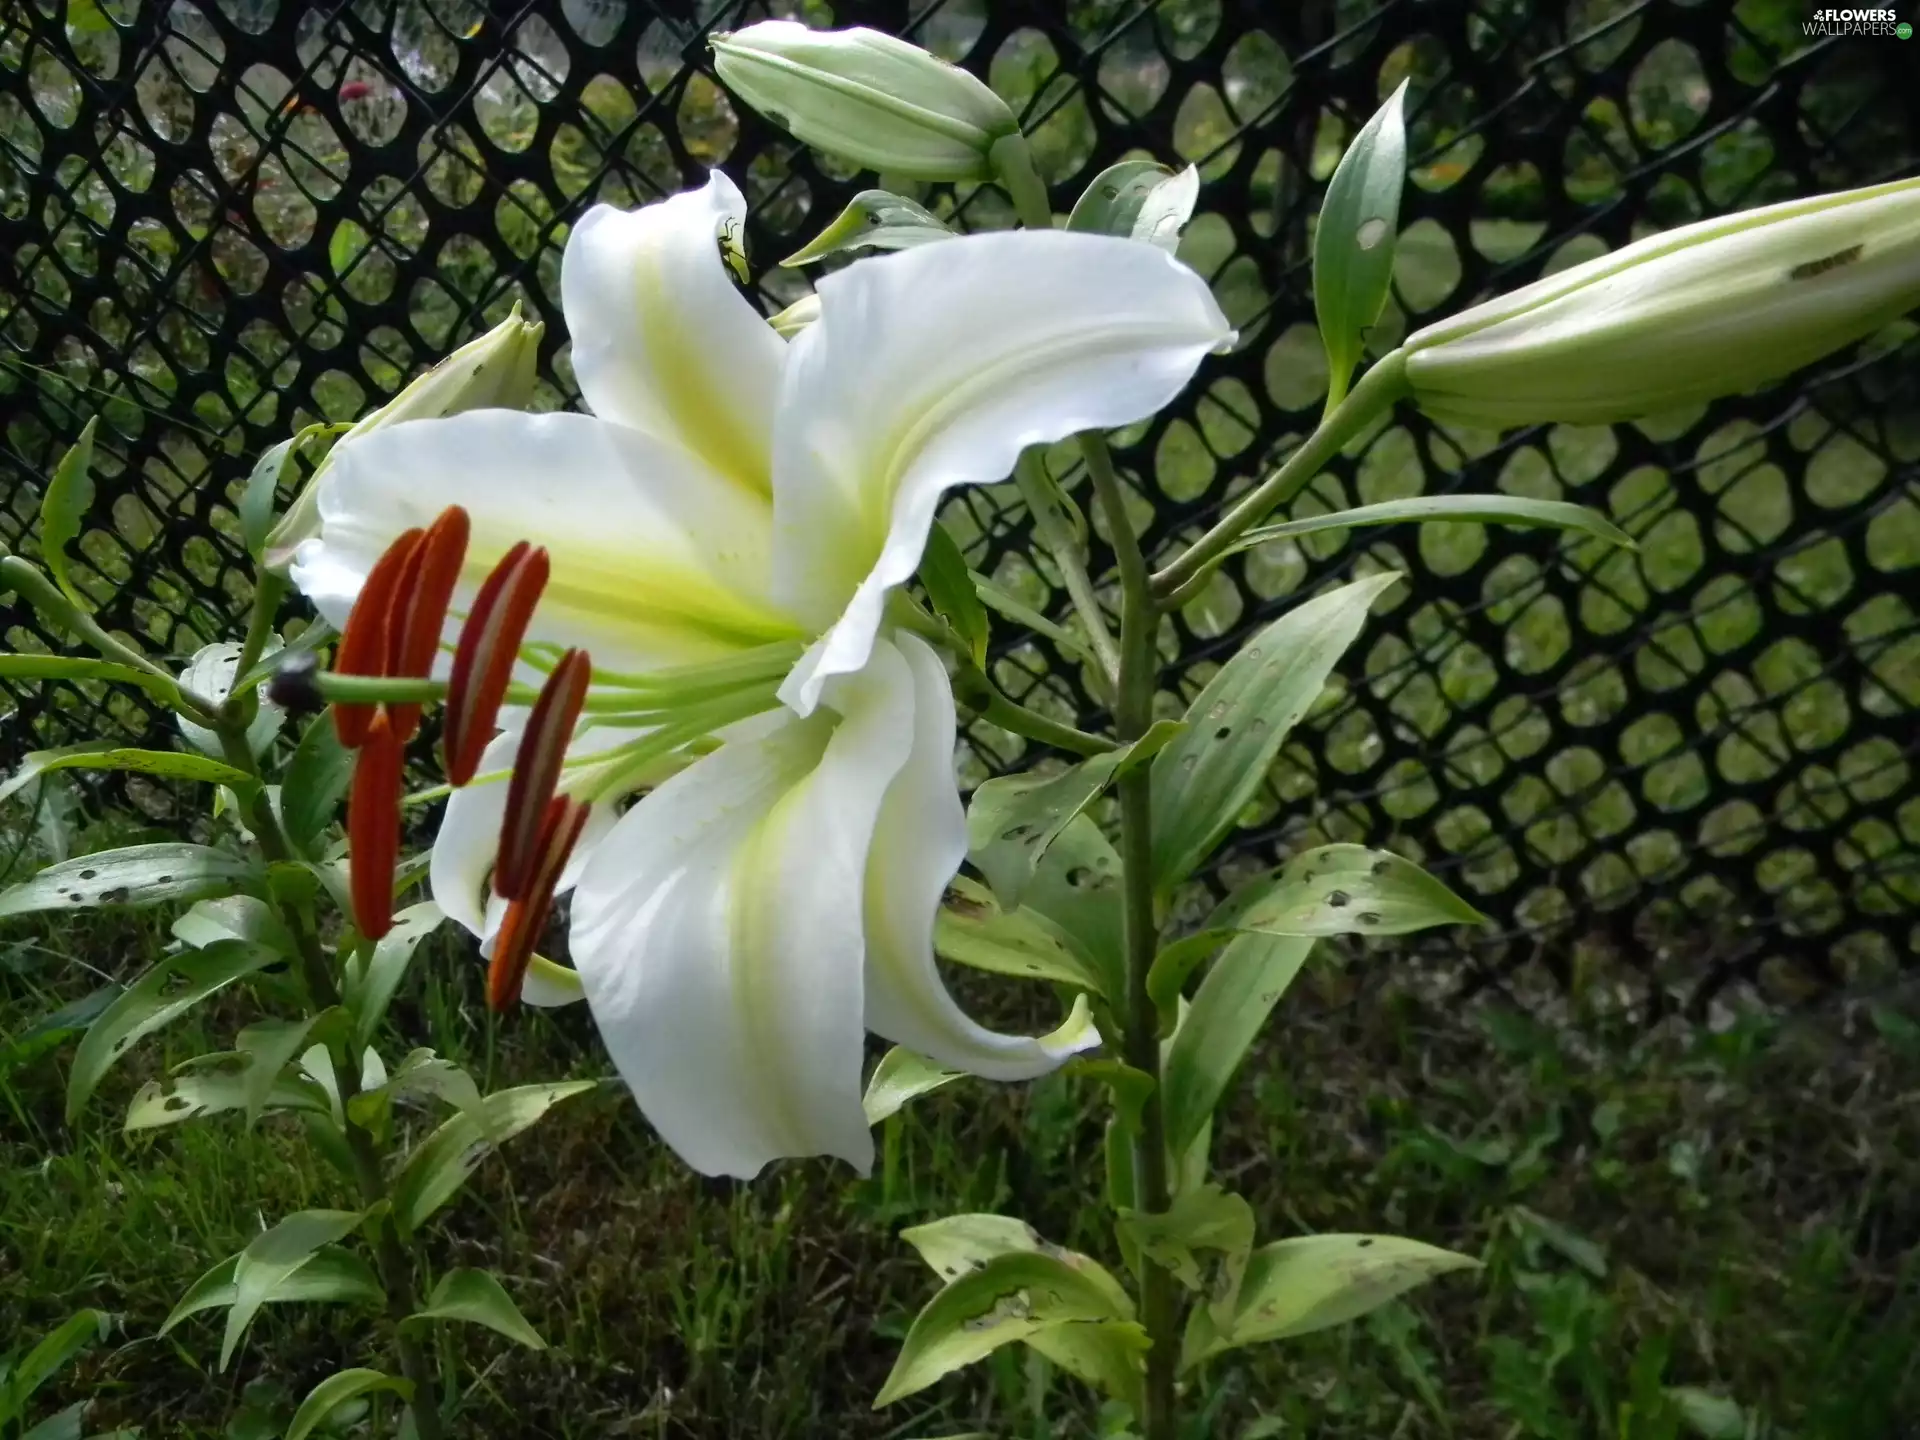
[2,0,1916,1021]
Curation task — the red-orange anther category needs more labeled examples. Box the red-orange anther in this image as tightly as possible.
[486,794,591,1012]
[444,541,550,787]
[494,648,590,900]
[347,710,404,939]
[387,505,470,742]
[332,526,423,747]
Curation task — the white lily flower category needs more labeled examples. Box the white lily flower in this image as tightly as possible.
[290,172,1231,1177]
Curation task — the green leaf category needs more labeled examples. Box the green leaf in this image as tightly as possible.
[1117,1183,1254,1329]
[125,1053,330,1131]
[1225,494,1635,558]
[221,1210,367,1370]
[967,720,1181,910]
[39,417,98,610]
[781,189,953,265]
[353,1047,489,1137]
[2,842,258,922]
[1509,1204,1608,1279]
[171,894,293,955]
[1183,1233,1478,1368]
[0,745,252,807]
[1150,573,1398,893]
[4,1310,106,1417]
[0,652,177,697]
[407,1268,546,1351]
[238,434,315,561]
[1067,159,1200,254]
[284,1369,411,1440]
[161,1246,383,1336]
[177,640,285,758]
[877,1251,1146,1407]
[20,1402,89,1440]
[281,714,354,858]
[918,521,989,668]
[342,903,444,1049]
[968,570,1101,672]
[1666,1387,1750,1439]
[934,876,1106,997]
[235,1015,331,1125]
[1020,815,1127,1004]
[391,1080,596,1233]
[1160,934,1316,1160]
[0,984,118,1076]
[863,1046,963,1124]
[67,941,279,1122]
[1313,82,1408,404]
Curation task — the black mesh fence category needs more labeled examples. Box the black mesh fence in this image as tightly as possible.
[2,0,1916,1021]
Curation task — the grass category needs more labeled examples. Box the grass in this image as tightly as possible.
[4,900,1917,1439]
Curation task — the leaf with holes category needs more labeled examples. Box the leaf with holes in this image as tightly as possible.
[2,844,258,924]
[391,1080,596,1233]
[1068,159,1200,254]
[1314,82,1408,404]
[934,876,1106,997]
[39,417,98,611]
[878,1250,1146,1407]
[161,1246,383,1338]
[284,1369,411,1440]
[342,902,444,1049]
[1160,933,1316,1161]
[405,1268,546,1351]
[0,746,252,808]
[67,940,280,1122]
[281,712,355,857]
[918,520,989,668]
[1224,495,1635,558]
[126,1051,330,1132]
[1181,1232,1479,1368]
[1151,573,1398,894]
[1117,1183,1255,1329]
[968,721,1181,910]
[1020,815,1127,1003]
[863,1046,963,1125]
[781,189,953,265]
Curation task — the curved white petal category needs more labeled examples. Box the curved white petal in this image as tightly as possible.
[568,641,923,1178]
[771,230,1232,714]
[289,410,803,675]
[862,634,1100,1076]
[562,175,786,498]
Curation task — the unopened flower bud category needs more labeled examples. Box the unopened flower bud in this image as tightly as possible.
[1403,175,1920,428]
[264,306,543,571]
[710,22,1017,182]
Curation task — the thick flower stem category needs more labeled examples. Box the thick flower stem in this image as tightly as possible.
[212,711,446,1440]
[1083,431,1180,1440]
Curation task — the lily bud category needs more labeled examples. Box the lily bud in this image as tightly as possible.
[768,292,820,339]
[710,22,1018,182]
[264,305,543,571]
[1403,176,1920,428]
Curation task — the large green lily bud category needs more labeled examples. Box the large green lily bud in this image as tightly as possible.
[264,304,542,571]
[710,22,1018,182]
[1403,176,1920,428]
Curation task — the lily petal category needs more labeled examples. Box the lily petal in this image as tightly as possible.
[771,229,1232,714]
[562,174,786,498]
[863,635,1100,1075]
[290,410,802,675]
[569,641,926,1178]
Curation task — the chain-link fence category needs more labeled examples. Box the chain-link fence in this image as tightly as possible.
[2,0,1915,1021]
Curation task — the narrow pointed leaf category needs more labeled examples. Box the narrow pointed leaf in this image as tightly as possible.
[1182,1232,1479,1368]
[1068,160,1201,254]
[281,714,355,858]
[2,844,259,922]
[39,417,98,609]
[1161,934,1316,1160]
[161,1246,383,1335]
[1117,1183,1254,1328]
[781,189,953,265]
[1019,815,1126,1003]
[1151,574,1398,892]
[238,433,306,562]
[354,1048,489,1135]
[284,1369,411,1440]
[935,876,1106,997]
[918,520,989,668]
[0,653,176,696]
[171,894,293,955]
[876,1251,1146,1407]
[221,1210,366,1370]
[236,1016,329,1124]
[1225,845,1486,937]
[343,902,444,1048]
[1225,495,1634,557]
[1314,83,1408,400]
[6,1309,106,1414]
[67,941,280,1122]
[863,1046,963,1124]
[0,746,251,805]
[968,570,1100,668]
[407,1268,546,1351]
[391,1080,595,1233]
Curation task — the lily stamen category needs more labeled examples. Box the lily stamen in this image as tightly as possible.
[445,540,551,787]
[347,709,404,938]
[486,794,592,1012]
[495,648,592,900]
[332,525,423,747]
[387,505,470,742]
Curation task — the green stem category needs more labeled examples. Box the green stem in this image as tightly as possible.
[959,677,1115,758]
[1013,450,1121,695]
[1151,350,1409,607]
[211,716,445,1440]
[227,571,286,716]
[1083,430,1180,1440]
[989,133,1054,231]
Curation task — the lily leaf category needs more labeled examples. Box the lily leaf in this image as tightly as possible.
[1068,159,1201,254]
[1224,494,1634,557]
[171,894,292,955]
[968,719,1181,910]
[67,940,280,1122]
[1,843,258,922]
[406,1268,546,1351]
[343,902,445,1049]
[39,417,98,610]
[4,1309,108,1419]
[1181,1232,1479,1369]
[1314,82,1408,404]
[1117,1182,1254,1329]
[284,1369,411,1440]
[1151,573,1398,893]
[0,653,178,697]
[0,745,251,808]
[221,1210,368,1370]
[877,1250,1146,1407]
[125,1054,330,1131]
[863,1046,963,1125]
[918,520,989,669]
[968,570,1102,672]
[391,1080,596,1233]
[1018,815,1127,1004]
[281,714,354,858]
[934,876,1106,997]
[161,1246,383,1336]
[781,189,953,265]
